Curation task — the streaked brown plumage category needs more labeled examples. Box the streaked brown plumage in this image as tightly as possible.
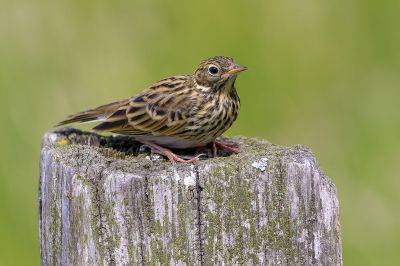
[58,56,247,162]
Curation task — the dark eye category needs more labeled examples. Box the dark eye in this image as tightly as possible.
[208,65,219,75]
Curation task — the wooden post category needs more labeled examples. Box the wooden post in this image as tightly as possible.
[39,129,342,265]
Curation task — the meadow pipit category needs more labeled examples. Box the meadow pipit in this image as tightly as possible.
[58,56,247,163]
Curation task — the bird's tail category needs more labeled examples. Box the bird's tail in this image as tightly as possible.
[56,100,129,127]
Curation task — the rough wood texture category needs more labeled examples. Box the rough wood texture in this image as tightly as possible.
[39,129,342,265]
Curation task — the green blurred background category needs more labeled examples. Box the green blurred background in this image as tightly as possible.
[1,0,399,265]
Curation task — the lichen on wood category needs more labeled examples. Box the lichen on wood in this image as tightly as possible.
[39,129,342,265]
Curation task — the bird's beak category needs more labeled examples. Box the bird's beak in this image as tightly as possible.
[221,65,248,78]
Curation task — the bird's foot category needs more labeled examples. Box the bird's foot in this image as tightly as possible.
[141,140,204,163]
[210,139,240,157]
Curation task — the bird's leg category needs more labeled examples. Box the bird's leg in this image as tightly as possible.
[210,139,240,157]
[212,141,217,158]
[140,140,202,163]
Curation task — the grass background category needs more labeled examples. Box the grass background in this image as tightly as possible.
[1,0,399,265]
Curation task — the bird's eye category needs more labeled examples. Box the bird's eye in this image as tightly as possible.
[208,65,219,75]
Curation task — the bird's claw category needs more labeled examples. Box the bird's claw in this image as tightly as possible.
[211,139,240,157]
[140,141,204,163]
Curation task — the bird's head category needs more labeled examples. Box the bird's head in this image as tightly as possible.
[193,56,247,91]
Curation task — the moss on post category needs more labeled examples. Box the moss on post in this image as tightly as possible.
[39,129,342,265]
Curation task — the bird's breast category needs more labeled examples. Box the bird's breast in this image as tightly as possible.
[188,90,240,145]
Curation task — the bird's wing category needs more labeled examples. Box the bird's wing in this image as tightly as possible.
[93,77,197,137]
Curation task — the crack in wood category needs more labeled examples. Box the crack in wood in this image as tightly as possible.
[137,191,146,266]
[194,166,205,266]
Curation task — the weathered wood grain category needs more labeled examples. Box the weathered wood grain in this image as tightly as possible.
[39,129,342,265]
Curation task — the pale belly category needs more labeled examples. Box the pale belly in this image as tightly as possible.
[134,135,202,149]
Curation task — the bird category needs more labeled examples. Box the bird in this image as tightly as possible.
[57,56,247,163]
